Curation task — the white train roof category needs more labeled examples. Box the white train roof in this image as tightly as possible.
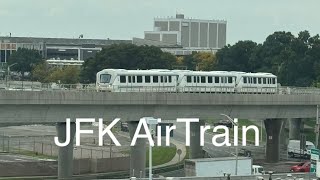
[244,72,276,77]
[97,69,276,78]
[98,69,177,75]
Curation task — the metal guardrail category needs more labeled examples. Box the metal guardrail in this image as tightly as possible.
[2,81,320,95]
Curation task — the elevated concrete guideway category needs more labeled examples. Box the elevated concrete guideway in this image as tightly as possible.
[0,91,319,124]
[1,90,319,178]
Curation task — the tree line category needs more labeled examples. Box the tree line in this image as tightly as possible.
[6,30,320,87]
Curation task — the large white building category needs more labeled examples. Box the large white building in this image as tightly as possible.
[143,14,227,55]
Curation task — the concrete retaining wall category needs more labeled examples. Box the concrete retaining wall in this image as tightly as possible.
[0,157,130,177]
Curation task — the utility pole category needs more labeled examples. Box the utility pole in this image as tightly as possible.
[221,114,238,175]
[316,105,319,148]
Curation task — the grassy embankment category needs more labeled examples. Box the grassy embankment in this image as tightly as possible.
[121,146,177,166]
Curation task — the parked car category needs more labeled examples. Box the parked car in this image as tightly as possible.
[213,120,233,128]
[290,161,310,172]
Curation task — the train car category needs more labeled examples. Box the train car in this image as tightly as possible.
[235,72,277,93]
[96,69,278,94]
[177,71,237,93]
[96,69,178,92]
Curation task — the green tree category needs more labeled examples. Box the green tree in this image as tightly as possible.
[47,66,80,84]
[193,52,217,71]
[31,62,51,82]
[216,41,258,72]
[80,44,176,83]
[214,30,320,87]
[8,48,42,77]
[32,62,80,84]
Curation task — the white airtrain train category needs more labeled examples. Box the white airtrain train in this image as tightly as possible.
[96,69,278,93]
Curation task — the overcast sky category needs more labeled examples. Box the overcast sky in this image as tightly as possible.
[0,0,319,44]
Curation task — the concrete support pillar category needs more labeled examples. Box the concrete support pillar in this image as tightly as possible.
[289,118,303,140]
[280,119,289,149]
[189,121,204,159]
[56,122,76,179]
[264,119,284,163]
[128,121,146,178]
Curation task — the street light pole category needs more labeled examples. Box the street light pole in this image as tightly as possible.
[6,63,18,84]
[144,117,158,180]
[316,105,319,148]
[220,114,238,176]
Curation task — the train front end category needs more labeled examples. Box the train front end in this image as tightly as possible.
[96,70,113,92]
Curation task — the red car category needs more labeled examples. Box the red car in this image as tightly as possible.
[290,161,310,172]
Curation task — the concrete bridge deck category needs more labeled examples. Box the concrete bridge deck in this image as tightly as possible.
[0,91,319,124]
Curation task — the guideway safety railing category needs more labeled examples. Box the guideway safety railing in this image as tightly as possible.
[2,81,320,95]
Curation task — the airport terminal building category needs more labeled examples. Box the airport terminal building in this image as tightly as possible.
[0,14,227,65]
[0,37,131,65]
[142,14,227,55]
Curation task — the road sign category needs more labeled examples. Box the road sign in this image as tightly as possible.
[310,148,320,173]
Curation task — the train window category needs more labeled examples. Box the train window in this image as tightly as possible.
[153,76,158,83]
[272,78,276,84]
[258,78,261,84]
[253,78,257,84]
[244,77,247,84]
[215,77,219,83]
[208,76,213,83]
[263,78,266,84]
[100,74,111,83]
[160,76,166,83]
[120,76,126,83]
[137,76,142,83]
[132,76,136,83]
[201,76,205,83]
[221,77,225,83]
[228,77,233,83]
[128,76,132,83]
[193,76,200,83]
[187,76,192,83]
[145,76,150,83]
[168,76,172,83]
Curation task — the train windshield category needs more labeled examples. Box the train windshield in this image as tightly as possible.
[100,74,111,83]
